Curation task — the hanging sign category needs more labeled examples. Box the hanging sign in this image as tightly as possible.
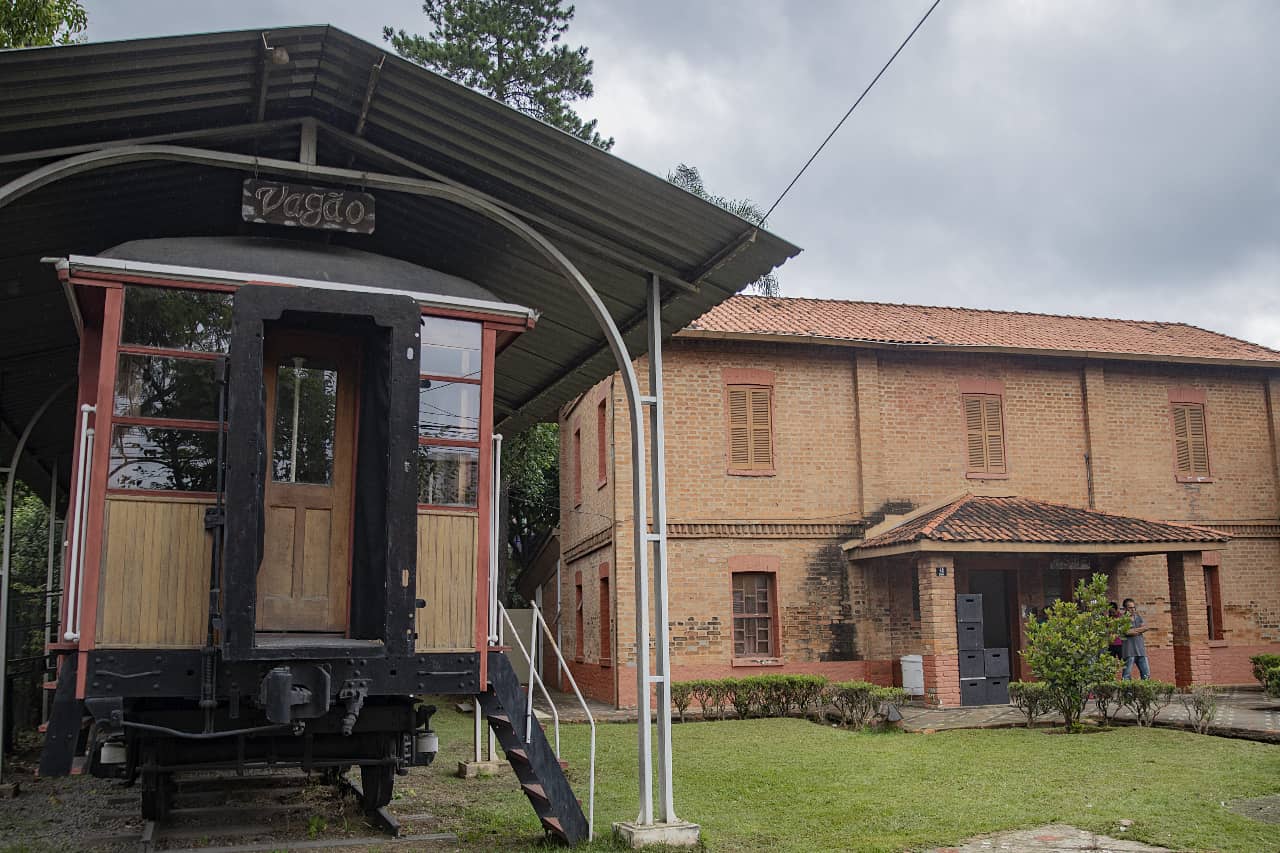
[241,179,376,234]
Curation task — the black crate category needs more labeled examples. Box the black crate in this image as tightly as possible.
[956,594,983,622]
[959,650,985,679]
[984,647,1010,678]
[960,677,987,707]
[985,677,1009,705]
[957,621,984,650]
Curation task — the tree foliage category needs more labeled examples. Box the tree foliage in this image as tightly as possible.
[666,163,780,296]
[502,422,559,590]
[0,0,86,49]
[0,481,56,735]
[1021,573,1128,732]
[384,0,612,150]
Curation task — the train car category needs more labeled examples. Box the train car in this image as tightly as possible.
[37,235,587,840]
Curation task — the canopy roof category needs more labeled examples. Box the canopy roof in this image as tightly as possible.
[0,26,800,503]
[845,494,1228,559]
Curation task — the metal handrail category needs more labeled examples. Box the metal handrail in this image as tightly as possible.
[63,405,95,642]
[498,604,561,755]
[532,604,596,842]
[497,602,596,840]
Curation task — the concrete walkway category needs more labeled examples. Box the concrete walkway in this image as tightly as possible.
[928,824,1170,852]
[900,688,1280,740]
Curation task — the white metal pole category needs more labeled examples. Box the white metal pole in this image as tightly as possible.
[63,405,94,641]
[0,381,73,782]
[647,273,677,823]
[630,353,653,826]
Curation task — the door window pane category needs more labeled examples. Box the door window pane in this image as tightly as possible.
[109,425,218,491]
[121,286,232,353]
[418,378,480,441]
[420,316,481,378]
[416,445,479,506]
[272,360,337,485]
[114,353,219,421]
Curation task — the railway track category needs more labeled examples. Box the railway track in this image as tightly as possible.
[83,770,458,852]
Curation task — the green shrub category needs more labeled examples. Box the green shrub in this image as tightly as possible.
[1119,680,1176,726]
[1022,573,1128,732]
[875,686,910,708]
[688,680,721,720]
[1264,666,1280,700]
[722,678,756,720]
[1249,654,1280,686]
[827,681,883,728]
[1090,682,1122,725]
[1178,684,1221,734]
[790,675,829,720]
[1007,681,1051,728]
[671,681,694,722]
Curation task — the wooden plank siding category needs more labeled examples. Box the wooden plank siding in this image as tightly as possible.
[416,510,477,651]
[96,496,211,648]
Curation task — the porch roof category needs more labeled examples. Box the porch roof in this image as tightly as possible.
[0,26,801,505]
[844,494,1229,560]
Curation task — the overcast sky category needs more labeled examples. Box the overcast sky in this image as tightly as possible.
[84,1,1280,348]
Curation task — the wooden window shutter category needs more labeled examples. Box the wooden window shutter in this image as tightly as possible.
[749,387,773,467]
[727,385,773,470]
[963,393,1005,473]
[728,387,751,468]
[1173,403,1210,476]
[982,396,1005,472]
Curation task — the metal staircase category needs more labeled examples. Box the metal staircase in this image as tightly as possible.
[479,650,589,844]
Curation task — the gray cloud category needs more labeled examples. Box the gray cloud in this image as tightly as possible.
[84,0,1280,346]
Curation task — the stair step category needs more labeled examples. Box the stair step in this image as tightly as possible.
[540,814,566,838]
[488,713,512,727]
[521,782,548,803]
[506,748,528,763]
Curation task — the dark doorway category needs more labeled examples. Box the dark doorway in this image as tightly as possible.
[968,570,1010,649]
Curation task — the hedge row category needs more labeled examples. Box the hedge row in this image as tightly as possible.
[1009,679,1222,731]
[669,675,909,727]
[1249,654,1280,699]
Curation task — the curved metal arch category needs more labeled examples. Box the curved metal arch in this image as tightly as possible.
[0,144,673,824]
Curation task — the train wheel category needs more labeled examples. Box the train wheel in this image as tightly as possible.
[359,762,394,809]
[140,767,172,821]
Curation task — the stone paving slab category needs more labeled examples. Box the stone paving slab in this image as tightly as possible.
[928,823,1170,852]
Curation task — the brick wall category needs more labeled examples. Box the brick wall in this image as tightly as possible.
[560,338,1280,706]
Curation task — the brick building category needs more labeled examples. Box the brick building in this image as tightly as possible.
[532,296,1280,708]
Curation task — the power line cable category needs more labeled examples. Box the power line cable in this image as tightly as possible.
[759,0,945,227]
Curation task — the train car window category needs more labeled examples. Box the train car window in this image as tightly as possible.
[111,285,230,493]
[113,353,220,420]
[271,360,338,485]
[108,425,219,491]
[417,315,482,508]
[415,445,479,506]
[420,316,481,378]
[417,379,480,441]
[120,286,232,353]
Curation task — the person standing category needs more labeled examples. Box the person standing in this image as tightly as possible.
[1121,598,1150,680]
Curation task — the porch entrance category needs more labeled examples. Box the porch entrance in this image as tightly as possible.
[256,331,359,635]
[966,570,1012,649]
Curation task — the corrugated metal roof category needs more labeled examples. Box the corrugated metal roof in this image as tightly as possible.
[0,26,800,499]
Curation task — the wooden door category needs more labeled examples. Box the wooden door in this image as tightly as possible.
[256,332,358,634]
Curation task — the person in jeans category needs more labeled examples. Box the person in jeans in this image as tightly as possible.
[1121,598,1150,680]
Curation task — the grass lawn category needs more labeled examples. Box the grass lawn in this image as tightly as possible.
[408,700,1280,852]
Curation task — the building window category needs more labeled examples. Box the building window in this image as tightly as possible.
[1204,565,1224,641]
[962,393,1006,475]
[732,572,776,658]
[911,571,921,621]
[598,566,611,666]
[574,577,584,662]
[109,286,232,493]
[1171,402,1211,480]
[596,399,608,488]
[573,425,582,506]
[726,386,773,472]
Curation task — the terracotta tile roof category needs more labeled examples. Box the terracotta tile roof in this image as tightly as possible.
[686,296,1280,364]
[857,495,1229,550]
